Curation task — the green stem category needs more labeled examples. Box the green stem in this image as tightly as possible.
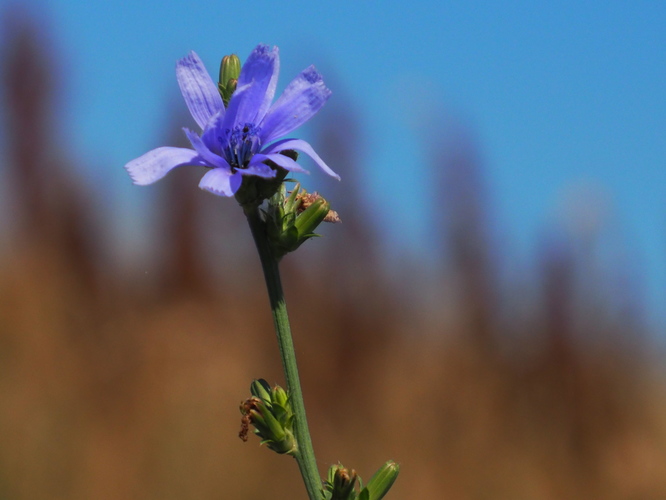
[245,207,321,500]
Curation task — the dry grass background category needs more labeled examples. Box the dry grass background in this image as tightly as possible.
[1,11,666,500]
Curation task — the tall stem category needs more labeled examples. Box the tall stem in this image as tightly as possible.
[245,207,321,500]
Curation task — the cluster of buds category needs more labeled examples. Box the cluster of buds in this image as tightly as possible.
[239,379,297,455]
[322,462,400,500]
[266,182,340,259]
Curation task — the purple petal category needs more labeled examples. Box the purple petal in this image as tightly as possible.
[221,81,254,131]
[201,108,226,154]
[262,139,340,180]
[125,147,202,185]
[228,44,279,127]
[240,161,277,178]
[260,66,331,144]
[251,153,310,174]
[198,168,242,197]
[183,128,230,170]
[176,51,224,130]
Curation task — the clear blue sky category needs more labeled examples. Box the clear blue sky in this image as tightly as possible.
[6,0,666,328]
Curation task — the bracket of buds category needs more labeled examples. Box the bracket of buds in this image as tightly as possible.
[265,181,340,260]
[239,379,297,455]
[322,461,400,500]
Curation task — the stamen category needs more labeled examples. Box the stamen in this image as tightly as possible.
[219,123,262,169]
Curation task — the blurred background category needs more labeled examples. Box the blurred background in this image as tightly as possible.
[1,1,665,498]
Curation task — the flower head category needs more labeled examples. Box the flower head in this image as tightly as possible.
[125,44,339,197]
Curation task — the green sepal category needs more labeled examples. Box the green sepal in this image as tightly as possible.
[235,165,289,212]
[235,150,298,211]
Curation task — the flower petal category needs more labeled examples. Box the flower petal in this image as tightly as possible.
[262,138,340,180]
[260,66,331,144]
[221,81,254,132]
[251,153,310,174]
[240,160,277,178]
[183,128,230,170]
[125,147,202,185]
[198,168,242,197]
[176,51,224,130]
[234,44,280,125]
[201,108,226,154]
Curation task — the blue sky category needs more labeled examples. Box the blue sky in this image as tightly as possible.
[5,0,666,328]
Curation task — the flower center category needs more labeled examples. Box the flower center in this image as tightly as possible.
[220,123,261,170]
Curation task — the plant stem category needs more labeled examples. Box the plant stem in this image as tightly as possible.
[245,207,321,500]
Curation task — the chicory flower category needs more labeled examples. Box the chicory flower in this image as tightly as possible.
[125,44,339,197]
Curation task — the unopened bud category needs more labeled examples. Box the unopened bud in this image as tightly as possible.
[219,54,241,106]
[364,461,400,500]
[323,463,359,500]
[250,378,272,403]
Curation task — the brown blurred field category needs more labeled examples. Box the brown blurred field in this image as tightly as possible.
[2,12,666,500]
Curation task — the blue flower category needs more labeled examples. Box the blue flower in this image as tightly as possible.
[125,44,339,197]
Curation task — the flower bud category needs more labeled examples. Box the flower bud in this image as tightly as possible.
[219,54,241,106]
[363,461,400,500]
[323,463,359,500]
[250,378,272,403]
[272,385,290,410]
